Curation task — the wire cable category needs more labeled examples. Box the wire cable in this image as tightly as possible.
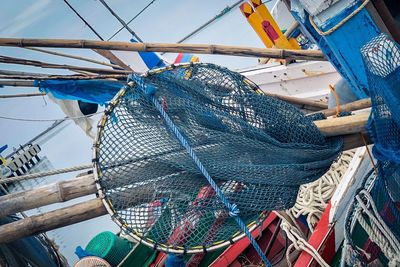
[98,0,143,42]
[108,0,156,41]
[176,0,245,44]
[62,0,105,40]
[0,111,102,122]
[0,164,92,184]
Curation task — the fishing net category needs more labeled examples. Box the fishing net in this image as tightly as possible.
[361,33,400,163]
[342,168,400,266]
[341,34,400,266]
[93,63,342,253]
[361,34,400,202]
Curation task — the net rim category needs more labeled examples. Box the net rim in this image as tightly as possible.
[92,62,269,254]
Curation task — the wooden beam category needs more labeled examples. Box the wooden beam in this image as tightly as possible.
[312,98,371,117]
[266,93,327,110]
[314,112,369,137]
[0,80,35,87]
[0,92,45,98]
[93,49,133,71]
[342,132,371,151]
[0,38,326,61]
[0,174,96,217]
[0,69,48,77]
[0,198,107,244]
[25,47,124,69]
[0,55,130,74]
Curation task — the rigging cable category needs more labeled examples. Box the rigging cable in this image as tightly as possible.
[108,0,156,41]
[0,164,92,184]
[176,0,245,44]
[62,0,105,40]
[98,0,143,42]
[0,111,102,122]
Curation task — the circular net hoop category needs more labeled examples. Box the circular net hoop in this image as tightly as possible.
[93,63,342,254]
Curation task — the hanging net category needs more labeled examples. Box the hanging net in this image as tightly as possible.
[361,34,400,202]
[361,33,400,163]
[93,63,342,253]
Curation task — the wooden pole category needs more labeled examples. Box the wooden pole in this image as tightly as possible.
[0,92,45,98]
[313,98,372,117]
[265,93,327,110]
[0,73,127,80]
[0,38,326,61]
[0,80,35,87]
[314,112,369,137]
[0,69,48,77]
[93,49,133,70]
[25,47,124,69]
[0,198,107,244]
[342,132,371,151]
[0,55,130,74]
[0,174,96,217]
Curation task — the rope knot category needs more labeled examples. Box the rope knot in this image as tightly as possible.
[228,203,240,217]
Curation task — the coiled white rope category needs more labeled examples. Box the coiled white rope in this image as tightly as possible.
[289,150,355,231]
[355,190,400,267]
[276,151,355,266]
[275,211,330,267]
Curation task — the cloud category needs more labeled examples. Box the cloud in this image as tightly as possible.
[0,0,52,36]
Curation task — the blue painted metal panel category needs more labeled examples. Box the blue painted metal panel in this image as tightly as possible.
[291,0,382,98]
[319,3,380,98]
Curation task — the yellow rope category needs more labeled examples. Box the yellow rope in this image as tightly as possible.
[309,0,371,36]
[329,84,341,117]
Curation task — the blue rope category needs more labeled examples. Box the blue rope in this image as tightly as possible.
[130,75,272,267]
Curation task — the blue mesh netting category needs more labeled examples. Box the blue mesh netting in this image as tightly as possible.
[361,34,400,202]
[361,34,400,163]
[94,63,342,252]
[343,169,400,266]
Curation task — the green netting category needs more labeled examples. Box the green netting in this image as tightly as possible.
[93,63,342,253]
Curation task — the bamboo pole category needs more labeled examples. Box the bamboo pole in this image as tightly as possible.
[313,98,372,117]
[93,49,133,70]
[0,69,48,77]
[25,47,124,69]
[0,78,326,111]
[0,92,45,98]
[0,38,326,61]
[0,55,130,74]
[0,80,35,87]
[0,73,127,80]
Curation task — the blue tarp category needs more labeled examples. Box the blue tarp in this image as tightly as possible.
[34,80,123,105]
